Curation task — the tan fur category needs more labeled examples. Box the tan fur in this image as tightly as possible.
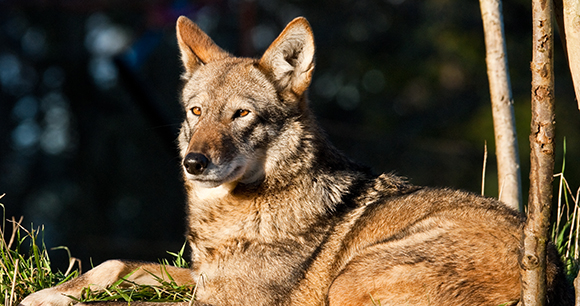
[19,16,573,306]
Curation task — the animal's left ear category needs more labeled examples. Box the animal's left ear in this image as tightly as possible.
[259,17,315,98]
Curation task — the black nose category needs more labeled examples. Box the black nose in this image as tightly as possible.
[183,153,210,175]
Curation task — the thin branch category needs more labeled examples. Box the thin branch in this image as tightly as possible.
[482,141,488,196]
[479,0,522,210]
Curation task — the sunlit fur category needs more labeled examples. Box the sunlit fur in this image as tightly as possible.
[174,16,573,305]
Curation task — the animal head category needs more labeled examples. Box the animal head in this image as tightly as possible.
[176,16,315,190]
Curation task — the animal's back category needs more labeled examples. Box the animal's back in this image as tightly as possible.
[327,186,571,306]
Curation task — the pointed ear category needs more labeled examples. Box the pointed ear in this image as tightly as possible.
[259,17,315,97]
[176,16,229,76]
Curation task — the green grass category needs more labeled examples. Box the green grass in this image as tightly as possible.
[551,140,580,281]
[69,265,194,304]
[0,194,194,305]
[69,243,194,304]
[0,196,79,306]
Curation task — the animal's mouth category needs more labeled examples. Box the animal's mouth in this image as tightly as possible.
[182,151,266,189]
[184,163,246,188]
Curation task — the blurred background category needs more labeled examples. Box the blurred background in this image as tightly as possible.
[1,0,579,271]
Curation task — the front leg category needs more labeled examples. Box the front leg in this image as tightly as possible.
[19,260,195,306]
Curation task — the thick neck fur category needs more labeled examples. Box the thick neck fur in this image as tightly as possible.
[184,108,372,262]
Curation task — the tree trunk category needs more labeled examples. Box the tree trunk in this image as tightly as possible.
[520,0,556,304]
[562,0,580,109]
[553,0,580,110]
[479,0,522,211]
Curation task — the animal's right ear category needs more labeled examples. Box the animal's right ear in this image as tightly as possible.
[176,16,229,76]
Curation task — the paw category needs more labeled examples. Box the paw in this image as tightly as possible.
[18,287,76,306]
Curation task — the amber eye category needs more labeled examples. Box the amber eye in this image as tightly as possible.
[191,107,202,116]
[234,109,250,118]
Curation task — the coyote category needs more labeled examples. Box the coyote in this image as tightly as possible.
[20,16,573,306]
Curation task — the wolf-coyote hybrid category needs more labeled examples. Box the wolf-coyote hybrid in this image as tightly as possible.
[21,16,573,306]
